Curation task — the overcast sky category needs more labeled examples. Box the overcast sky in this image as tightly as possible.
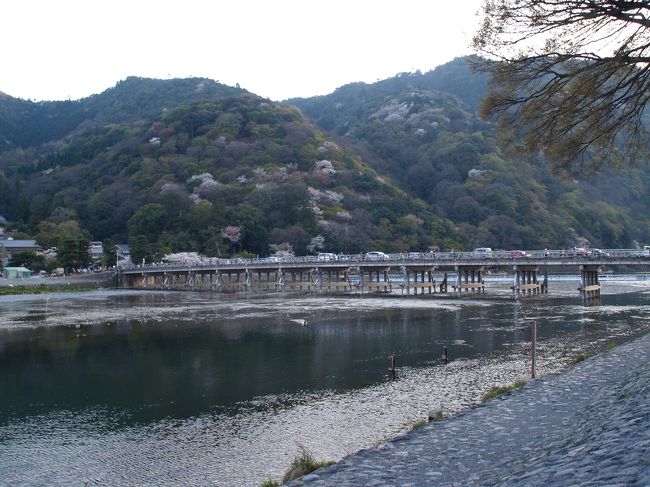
[3,0,484,102]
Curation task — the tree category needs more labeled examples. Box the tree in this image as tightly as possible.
[102,239,117,268]
[127,203,168,241]
[8,251,46,271]
[307,235,325,254]
[221,226,241,254]
[473,1,650,173]
[57,236,91,274]
[129,234,151,265]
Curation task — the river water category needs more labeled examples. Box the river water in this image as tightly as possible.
[1,279,650,486]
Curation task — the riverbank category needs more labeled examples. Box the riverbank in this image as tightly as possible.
[287,331,650,486]
[2,282,649,485]
[0,272,115,295]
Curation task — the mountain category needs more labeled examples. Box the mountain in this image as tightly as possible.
[0,77,244,152]
[0,78,456,263]
[289,57,650,250]
[2,60,650,267]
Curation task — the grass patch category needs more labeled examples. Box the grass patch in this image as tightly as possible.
[572,353,592,364]
[259,480,279,487]
[281,446,335,483]
[409,418,428,431]
[481,380,527,402]
[0,280,114,296]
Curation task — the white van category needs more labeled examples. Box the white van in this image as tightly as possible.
[472,247,493,257]
[317,252,337,261]
[365,251,389,261]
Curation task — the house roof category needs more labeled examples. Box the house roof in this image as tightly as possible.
[4,266,31,272]
[0,239,40,249]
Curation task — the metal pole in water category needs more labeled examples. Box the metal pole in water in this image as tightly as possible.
[442,345,448,364]
[388,355,396,378]
[531,320,537,378]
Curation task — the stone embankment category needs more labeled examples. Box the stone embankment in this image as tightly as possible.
[289,333,650,486]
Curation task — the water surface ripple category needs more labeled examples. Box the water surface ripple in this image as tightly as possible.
[1,280,650,485]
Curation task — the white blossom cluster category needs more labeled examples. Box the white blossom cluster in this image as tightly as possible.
[335,210,352,221]
[307,186,344,203]
[373,99,413,122]
[468,169,487,179]
[187,173,220,203]
[317,141,339,154]
[160,182,182,193]
[314,159,336,175]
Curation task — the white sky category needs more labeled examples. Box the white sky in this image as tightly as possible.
[2,0,484,102]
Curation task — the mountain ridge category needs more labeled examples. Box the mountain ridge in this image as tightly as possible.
[0,58,649,267]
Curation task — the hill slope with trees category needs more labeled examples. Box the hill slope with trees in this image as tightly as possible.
[0,78,457,264]
[289,57,650,250]
[2,60,650,266]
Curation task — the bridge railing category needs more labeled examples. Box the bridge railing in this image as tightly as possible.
[120,248,650,271]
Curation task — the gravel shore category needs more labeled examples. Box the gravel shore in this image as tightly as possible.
[288,332,650,486]
[0,271,114,287]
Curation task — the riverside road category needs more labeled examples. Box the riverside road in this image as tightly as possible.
[288,333,650,486]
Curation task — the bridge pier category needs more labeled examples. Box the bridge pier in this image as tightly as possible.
[211,271,222,292]
[439,273,448,293]
[579,265,601,300]
[318,267,352,293]
[512,265,544,297]
[281,268,316,293]
[402,266,436,295]
[358,266,391,293]
[453,265,485,297]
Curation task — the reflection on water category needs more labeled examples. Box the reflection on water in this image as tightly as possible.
[1,283,650,485]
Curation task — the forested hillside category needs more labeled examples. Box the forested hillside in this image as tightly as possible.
[1,59,650,265]
[0,79,457,263]
[289,57,650,250]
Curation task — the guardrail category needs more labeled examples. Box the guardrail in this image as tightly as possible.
[120,249,650,272]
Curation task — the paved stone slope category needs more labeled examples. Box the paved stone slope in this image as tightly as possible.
[289,333,650,486]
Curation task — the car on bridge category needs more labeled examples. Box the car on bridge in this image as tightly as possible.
[562,247,591,257]
[509,250,531,259]
[472,247,493,257]
[590,249,610,257]
[365,251,389,261]
[317,252,338,261]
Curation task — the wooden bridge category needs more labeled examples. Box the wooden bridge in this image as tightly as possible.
[118,249,650,300]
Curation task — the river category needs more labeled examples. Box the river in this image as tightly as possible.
[1,278,650,485]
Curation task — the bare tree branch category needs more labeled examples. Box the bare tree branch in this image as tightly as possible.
[474,0,650,173]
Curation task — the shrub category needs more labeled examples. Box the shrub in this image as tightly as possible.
[409,418,428,431]
[572,353,591,364]
[481,380,526,402]
[281,446,335,483]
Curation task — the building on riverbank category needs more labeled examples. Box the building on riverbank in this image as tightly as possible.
[2,266,31,279]
[0,239,41,267]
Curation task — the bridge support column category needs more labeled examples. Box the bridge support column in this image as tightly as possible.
[512,266,541,297]
[404,269,410,295]
[275,269,284,292]
[211,271,222,292]
[358,266,391,294]
[453,266,484,297]
[440,273,448,293]
[579,265,601,300]
[403,266,436,295]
